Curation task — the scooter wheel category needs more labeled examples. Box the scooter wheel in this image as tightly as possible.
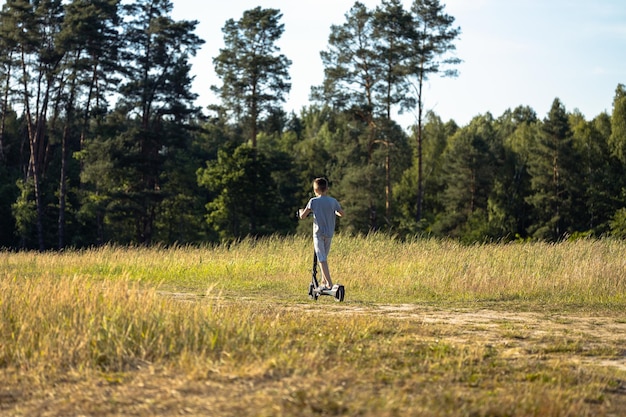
[334,286,345,302]
[308,283,318,300]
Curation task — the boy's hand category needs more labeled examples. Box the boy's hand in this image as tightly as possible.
[298,208,311,219]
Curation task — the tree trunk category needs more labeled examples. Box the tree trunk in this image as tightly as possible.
[20,48,48,251]
[58,123,69,249]
[416,67,424,223]
[0,53,11,163]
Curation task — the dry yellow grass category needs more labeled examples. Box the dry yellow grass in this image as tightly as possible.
[2,235,626,416]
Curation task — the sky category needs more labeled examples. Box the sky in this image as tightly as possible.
[1,0,624,128]
[168,0,626,129]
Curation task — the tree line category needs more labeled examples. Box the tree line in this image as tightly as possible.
[0,0,625,250]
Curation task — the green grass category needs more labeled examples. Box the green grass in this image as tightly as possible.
[2,235,626,416]
[5,234,626,307]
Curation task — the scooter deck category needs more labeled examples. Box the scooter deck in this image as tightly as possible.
[309,283,345,302]
[314,284,338,295]
[308,251,345,302]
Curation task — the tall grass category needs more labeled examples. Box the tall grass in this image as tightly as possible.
[2,235,626,415]
[3,234,626,306]
[1,268,404,394]
[331,235,626,306]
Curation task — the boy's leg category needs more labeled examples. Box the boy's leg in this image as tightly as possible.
[319,260,333,288]
[313,234,328,288]
[315,235,333,288]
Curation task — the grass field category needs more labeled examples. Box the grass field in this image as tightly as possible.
[2,234,626,416]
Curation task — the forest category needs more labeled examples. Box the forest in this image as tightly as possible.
[1,0,626,250]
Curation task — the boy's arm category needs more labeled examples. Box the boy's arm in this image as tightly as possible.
[335,201,344,217]
[298,208,312,219]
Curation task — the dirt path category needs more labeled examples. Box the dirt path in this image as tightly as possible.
[281,300,626,372]
[163,290,626,373]
[3,293,626,417]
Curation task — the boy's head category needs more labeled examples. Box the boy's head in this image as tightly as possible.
[313,177,328,195]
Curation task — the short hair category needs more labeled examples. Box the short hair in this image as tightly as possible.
[313,177,328,192]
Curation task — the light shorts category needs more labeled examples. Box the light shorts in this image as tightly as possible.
[313,234,332,263]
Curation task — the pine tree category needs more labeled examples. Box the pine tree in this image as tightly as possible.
[406,0,461,224]
[212,7,291,149]
[434,114,496,241]
[492,106,538,239]
[209,7,291,235]
[80,0,204,244]
[313,2,413,230]
[571,111,624,235]
[526,98,579,241]
[1,0,66,250]
[609,84,626,164]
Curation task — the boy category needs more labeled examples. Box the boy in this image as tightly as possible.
[298,177,344,290]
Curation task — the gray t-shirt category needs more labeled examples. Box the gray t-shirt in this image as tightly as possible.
[306,195,342,237]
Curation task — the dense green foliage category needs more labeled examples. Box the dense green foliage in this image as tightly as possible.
[0,0,625,249]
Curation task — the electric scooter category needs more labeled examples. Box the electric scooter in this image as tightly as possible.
[308,251,345,302]
[297,209,345,302]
